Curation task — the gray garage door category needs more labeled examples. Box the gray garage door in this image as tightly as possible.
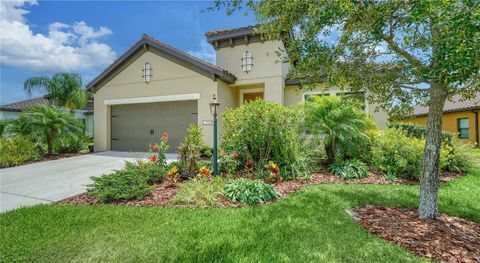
[111,100,197,152]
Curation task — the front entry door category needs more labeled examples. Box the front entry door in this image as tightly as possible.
[243,92,264,103]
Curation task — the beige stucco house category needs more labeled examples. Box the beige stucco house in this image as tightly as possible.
[87,25,388,152]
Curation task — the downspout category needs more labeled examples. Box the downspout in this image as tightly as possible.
[473,110,479,148]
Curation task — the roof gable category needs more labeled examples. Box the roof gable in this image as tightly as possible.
[86,34,236,92]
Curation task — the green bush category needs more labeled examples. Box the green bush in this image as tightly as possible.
[200,145,213,158]
[172,177,225,207]
[329,159,368,180]
[0,136,41,168]
[371,128,424,179]
[54,134,87,154]
[124,161,165,184]
[221,100,311,179]
[87,160,164,202]
[304,95,375,162]
[443,137,479,173]
[388,123,453,145]
[6,105,83,155]
[87,169,153,202]
[224,178,278,205]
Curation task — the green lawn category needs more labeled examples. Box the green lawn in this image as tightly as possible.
[1,171,479,263]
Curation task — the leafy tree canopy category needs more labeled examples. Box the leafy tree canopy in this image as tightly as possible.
[214,0,479,116]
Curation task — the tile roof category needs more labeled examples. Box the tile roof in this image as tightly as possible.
[86,34,236,91]
[0,96,93,112]
[0,97,49,112]
[205,25,258,37]
[412,92,480,116]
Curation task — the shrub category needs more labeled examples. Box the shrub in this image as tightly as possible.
[0,136,41,168]
[442,137,479,173]
[224,178,278,205]
[200,145,213,158]
[172,177,225,207]
[371,128,424,179]
[54,134,87,154]
[124,161,165,184]
[388,123,453,145]
[219,151,240,175]
[221,100,311,179]
[304,95,375,162]
[177,124,203,178]
[87,169,153,202]
[7,105,83,155]
[329,159,368,180]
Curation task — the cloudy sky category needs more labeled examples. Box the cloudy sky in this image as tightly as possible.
[0,0,256,104]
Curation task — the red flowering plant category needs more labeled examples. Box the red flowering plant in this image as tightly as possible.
[148,132,169,167]
[218,150,239,175]
[265,161,281,183]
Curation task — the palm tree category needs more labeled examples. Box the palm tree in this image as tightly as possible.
[304,95,375,163]
[24,72,89,113]
[9,105,83,155]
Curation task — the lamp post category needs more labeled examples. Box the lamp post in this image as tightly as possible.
[209,94,220,176]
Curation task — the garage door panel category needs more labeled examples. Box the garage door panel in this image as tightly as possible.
[111,100,197,152]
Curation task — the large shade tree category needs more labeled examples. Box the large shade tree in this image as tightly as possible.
[24,72,90,113]
[213,0,480,219]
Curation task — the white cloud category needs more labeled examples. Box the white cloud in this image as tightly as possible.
[187,39,216,64]
[0,0,116,71]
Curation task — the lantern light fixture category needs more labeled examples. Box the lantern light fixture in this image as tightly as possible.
[142,62,152,83]
[241,51,253,73]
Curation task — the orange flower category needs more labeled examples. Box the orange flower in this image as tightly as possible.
[162,132,169,141]
[152,145,158,151]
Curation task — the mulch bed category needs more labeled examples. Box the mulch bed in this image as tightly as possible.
[351,206,480,263]
[60,170,463,207]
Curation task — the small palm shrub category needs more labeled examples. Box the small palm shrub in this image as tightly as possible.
[7,105,83,155]
[329,159,368,180]
[371,128,424,179]
[178,124,204,178]
[221,100,311,179]
[0,136,41,168]
[304,95,375,162]
[87,169,153,202]
[172,177,225,207]
[224,178,278,205]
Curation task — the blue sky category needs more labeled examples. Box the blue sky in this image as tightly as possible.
[0,0,256,104]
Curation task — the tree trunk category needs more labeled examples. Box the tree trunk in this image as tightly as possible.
[47,136,53,155]
[418,82,448,219]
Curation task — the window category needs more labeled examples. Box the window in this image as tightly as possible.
[457,118,469,139]
[241,51,253,72]
[143,63,152,83]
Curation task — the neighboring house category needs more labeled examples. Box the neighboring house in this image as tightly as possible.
[87,25,388,152]
[0,96,94,135]
[402,92,480,146]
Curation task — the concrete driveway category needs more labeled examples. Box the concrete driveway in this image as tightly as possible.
[0,151,177,213]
